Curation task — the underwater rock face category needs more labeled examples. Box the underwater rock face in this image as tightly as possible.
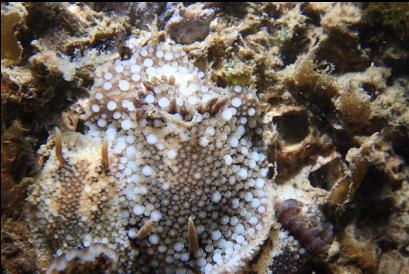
[4,3,407,274]
[28,34,276,273]
[165,4,215,44]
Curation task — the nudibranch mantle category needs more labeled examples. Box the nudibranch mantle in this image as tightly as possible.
[28,33,276,274]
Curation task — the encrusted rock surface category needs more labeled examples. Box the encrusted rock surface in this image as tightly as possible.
[1,2,408,274]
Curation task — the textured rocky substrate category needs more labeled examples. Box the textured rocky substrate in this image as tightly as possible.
[1,2,408,274]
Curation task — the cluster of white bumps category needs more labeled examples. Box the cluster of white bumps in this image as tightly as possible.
[28,33,275,274]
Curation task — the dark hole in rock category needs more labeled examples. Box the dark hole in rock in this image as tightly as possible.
[391,181,402,192]
[356,166,395,227]
[400,244,409,256]
[377,237,398,252]
[358,196,395,228]
[119,46,132,60]
[309,158,345,191]
[214,75,227,88]
[301,3,321,27]
[297,260,332,274]
[392,127,409,164]
[361,82,379,99]
[91,38,112,53]
[280,28,308,66]
[9,82,20,92]
[3,235,15,244]
[217,3,248,18]
[275,112,309,145]
[316,28,370,73]
[267,97,283,106]
[76,119,87,135]
[307,92,335,116]
[357,166,388,198]
[332,130,356,158]
[362,116,388,136]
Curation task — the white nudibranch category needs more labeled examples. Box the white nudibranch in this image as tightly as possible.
[28,32,275,274]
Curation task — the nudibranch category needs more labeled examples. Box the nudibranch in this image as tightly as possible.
[28,33,276,274]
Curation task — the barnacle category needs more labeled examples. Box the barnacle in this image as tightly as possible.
[28,33,276,273]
